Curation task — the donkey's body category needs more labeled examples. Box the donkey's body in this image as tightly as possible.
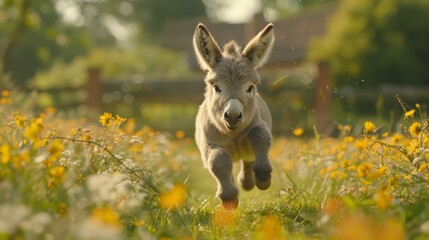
[193,23,275,209]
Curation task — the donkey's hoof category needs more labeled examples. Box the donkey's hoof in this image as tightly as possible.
[256,179,271,190]
[241,182,255,191]
[222,198,239,210]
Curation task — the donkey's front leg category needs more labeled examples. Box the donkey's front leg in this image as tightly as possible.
[207,146,239,209]
[249,126,272,190]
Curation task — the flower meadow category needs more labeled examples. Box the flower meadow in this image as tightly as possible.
[1,90,429,240]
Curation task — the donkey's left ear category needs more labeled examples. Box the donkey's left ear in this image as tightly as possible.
[242,23,275,69]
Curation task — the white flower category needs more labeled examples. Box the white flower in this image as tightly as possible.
[87,173,127,204]
[0,204,30,234]
[21,212,52,234]
[74,219,122,240]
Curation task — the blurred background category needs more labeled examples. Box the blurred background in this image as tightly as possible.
[1,0,428,136]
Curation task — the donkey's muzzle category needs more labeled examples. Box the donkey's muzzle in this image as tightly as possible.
[223,99,243,131]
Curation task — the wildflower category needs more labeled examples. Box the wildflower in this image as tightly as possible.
[391,134,403,144]
[338,124,352,133]
[330,171,347,180]
[114,114,126,125]
[418,163,427,172]
[357,162,373,177]
[354,138,369,150]
[416,103,421,108]
[159,184,187,210]
[292,128,304,137]
[404,109,415,119]
[48,140,64,158]
[213,207,238,227]
[1,145,11,164]
[254,215,285,240]
[99,112,113,126]
[323,197,343,216]
[176,130,185,139]
[409,122,422,136]
[364,121,376,133]
[91,207,122,229]
[369,166,386,179]
[374,188,392,210]
[24,117,44,140]
[134,219,145,227]
[343,136,354,143]
[14,114,26,128]
[49,166,65,179]
[0,90,12,104]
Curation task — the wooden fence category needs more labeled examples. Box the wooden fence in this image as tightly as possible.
[23,66,429,135]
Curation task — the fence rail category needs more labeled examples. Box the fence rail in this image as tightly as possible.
[20,67,429,134]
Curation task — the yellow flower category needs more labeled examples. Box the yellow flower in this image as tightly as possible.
[1,145,11,164]
[0,90,12,104]
[49,166,65,179]
[254,215,285,240]
[364,121,376,133]
[48,140,64,158]
[408,122,422,136]
[357,162,373,177]
[391,133,403,144]
[292,128,304,137]
[416,103,421,108]
[369,166,386,179]
[374,188,392,210]
[213,207,238,227]
[99,112,113,126]
[24,117,44,140]
[343,136,355,143]
[404,109,415,118]
[330,170,347,180]
[134,219,145,227]
[14,114,26,128]
[91,207,122,229]
[175,130,185,139]
[354,138,369,150]
[418,163,427,172]
[1,90,10,97]
[115,114,127,125]
[159,184,187,210]
[338,124,352,133]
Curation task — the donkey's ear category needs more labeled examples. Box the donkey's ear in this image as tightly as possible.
[193,23,222,71]
[242,23,275,69]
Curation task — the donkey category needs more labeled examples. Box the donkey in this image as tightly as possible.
[193,23,275,209]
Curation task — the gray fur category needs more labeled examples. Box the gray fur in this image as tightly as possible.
[193,23,275,209]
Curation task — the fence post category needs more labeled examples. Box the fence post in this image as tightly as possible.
[314,61,333,134]
[86,67,102,111]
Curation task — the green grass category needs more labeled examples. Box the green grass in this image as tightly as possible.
[1,90,429,239]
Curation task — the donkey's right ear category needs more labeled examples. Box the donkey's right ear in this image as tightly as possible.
[193,23,222,71]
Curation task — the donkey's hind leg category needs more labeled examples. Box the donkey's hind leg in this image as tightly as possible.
[237,160,255,191]
[207,146,239,209]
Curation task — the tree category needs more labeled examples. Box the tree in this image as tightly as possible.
[309,0,429,86]
[1,0,206,86]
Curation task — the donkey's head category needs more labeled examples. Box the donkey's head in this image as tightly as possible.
[193,23,274,133]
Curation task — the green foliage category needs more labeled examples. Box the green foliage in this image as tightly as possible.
[29,45,192,89]
[310,0,429,86]
[1,0,205,85]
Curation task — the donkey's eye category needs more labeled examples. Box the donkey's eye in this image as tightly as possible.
[246,85,254,93]
[213,85,221,93]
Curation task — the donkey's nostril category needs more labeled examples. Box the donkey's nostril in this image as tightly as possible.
[238,112,243,120]
[224,111,230,119]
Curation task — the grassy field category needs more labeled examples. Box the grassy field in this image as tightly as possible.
[1,90,428,239]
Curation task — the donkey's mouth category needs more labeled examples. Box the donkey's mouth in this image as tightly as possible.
[225,122,240,131]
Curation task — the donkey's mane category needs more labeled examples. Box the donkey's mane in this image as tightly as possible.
[222,41,242,59]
